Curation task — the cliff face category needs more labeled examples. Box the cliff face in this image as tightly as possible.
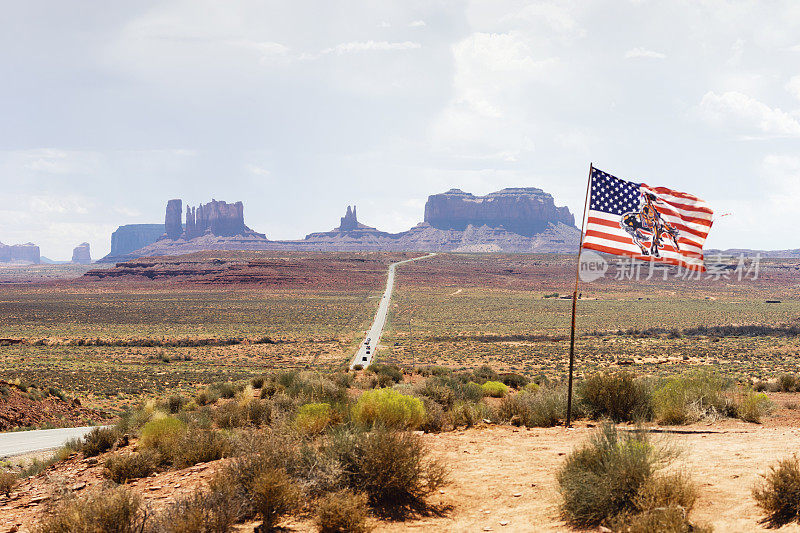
[185,200,250,239]
[110,224,166,256]
[424,188,575,236]
[71,243,91,264]
[0,242,40,264]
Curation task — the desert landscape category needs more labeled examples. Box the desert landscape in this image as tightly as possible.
[0,252,799,532]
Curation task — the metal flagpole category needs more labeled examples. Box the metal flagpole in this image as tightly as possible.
[566,162,594,428]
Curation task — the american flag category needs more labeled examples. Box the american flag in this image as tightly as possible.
[582,167,713,272]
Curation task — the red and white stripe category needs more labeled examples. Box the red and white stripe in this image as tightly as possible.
[582,182,713,272]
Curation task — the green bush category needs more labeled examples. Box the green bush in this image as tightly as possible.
[353,388,425,430]
[295,402,333,435]
[212,398,271,429]
[652,371,733,425]
[448,400,491,428]
[367,363,403,385]
[499,373,529,390]
[738,391,773,423]
[754,454,800,527]
[81,427,121,457]
[580,372,653,422]
[315,489,370,533]
[103,450,160,483]
[473,365,498,384]
[481,381,509,398]
[140,416,184,459]
[34,485,146,533]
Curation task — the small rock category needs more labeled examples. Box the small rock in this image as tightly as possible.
[71,482,86,491]
[30,495,48,503]
[482,418,491,424]
[599,527,613,533]
[499,520,509,526]
[148,486,162,491]
[483,528,492,532]
[512,493,522,497]
[557,452,565,456]
[439,490,445,494]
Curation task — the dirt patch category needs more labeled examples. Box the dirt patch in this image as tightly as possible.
[0,381,106,431]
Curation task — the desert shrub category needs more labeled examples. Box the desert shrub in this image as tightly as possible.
[472,365,498,384]
[418,366,451,377]
[499,387,571,427]
[140,416,184,459]
[481,381,509,398]
[250,467,302,530]
[315,489,370,533]
[280,371,347,404]
[738,391,773,423]
[295,402,333,435]
[753,454,800,527]
[167,395,186,414]
[419,397,448,433]
[754,380,769,392]
[171,427,232,468]
[653,371,734,425]
[448,400,491,428]
[417,376,482,409]
[557,424,669,527]
[0,469,16,496]
[580,372,653,422]
[34,485,146,533]
[335,428,446,517]
[499,373,529,390]
[195,388,219,406]
[211,382,238,399]
[212,398,271,429]
[353,388,425,430]
[103,449,160,483]
[367,363,403,385]
[250,375,266,389]
[778,373,800,392]
[82,426,122,457]
[156,486,241,533]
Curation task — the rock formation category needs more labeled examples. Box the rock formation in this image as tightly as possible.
[165,199,183,239]
[339,206,358,231]
[0,242,40,264]
[183,200,252,239]
[424,188,574,236]
[304,205,392,242]
[71,243,91,264]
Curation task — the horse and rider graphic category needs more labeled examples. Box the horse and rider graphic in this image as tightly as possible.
[620,191,681,258]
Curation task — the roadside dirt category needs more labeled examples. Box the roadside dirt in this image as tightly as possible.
[4,421,800,532]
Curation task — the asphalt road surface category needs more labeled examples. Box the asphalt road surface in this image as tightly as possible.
[0,426,99,458]
[350,253,436,369]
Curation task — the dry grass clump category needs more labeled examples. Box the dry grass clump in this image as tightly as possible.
[557,424,705,531]
[155,487,241,533]
[250,467,302,530]
[34,485,147,533]
[103,449,160,483]
[753,454,800,527]
[652,371,735,425]
[580,372,653,422]
[498,387,569,427]
[737,391,773,423]
[315,489,370,533]
[81,426,122,457]
[0,469,17,496]
[353,388,425,430]
[171,426,232,468]
[333,427,446,518]
[140,416,184,458]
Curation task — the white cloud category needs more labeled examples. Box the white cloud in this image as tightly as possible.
[409,20,426,27]
[624,47,666,59]
[246,164,270,176]
[695,91,800,137]
[322,41,421,55]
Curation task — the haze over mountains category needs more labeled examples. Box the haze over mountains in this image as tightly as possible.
[98,187,581,262]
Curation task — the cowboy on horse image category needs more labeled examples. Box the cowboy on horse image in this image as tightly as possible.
[620,191,681,257]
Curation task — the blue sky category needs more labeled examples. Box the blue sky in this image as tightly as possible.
[2,1,799,258]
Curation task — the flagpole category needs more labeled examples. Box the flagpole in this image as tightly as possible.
[566,162,593,428]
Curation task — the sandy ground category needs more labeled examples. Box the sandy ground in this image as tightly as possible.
[5,422,800,532]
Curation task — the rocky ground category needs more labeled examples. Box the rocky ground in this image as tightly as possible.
[0,382,105,432]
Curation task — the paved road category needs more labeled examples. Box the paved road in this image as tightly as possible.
[0,426,99,458]
[350,253,436,369]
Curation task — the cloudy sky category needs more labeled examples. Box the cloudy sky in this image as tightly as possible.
[2,1,800,259]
